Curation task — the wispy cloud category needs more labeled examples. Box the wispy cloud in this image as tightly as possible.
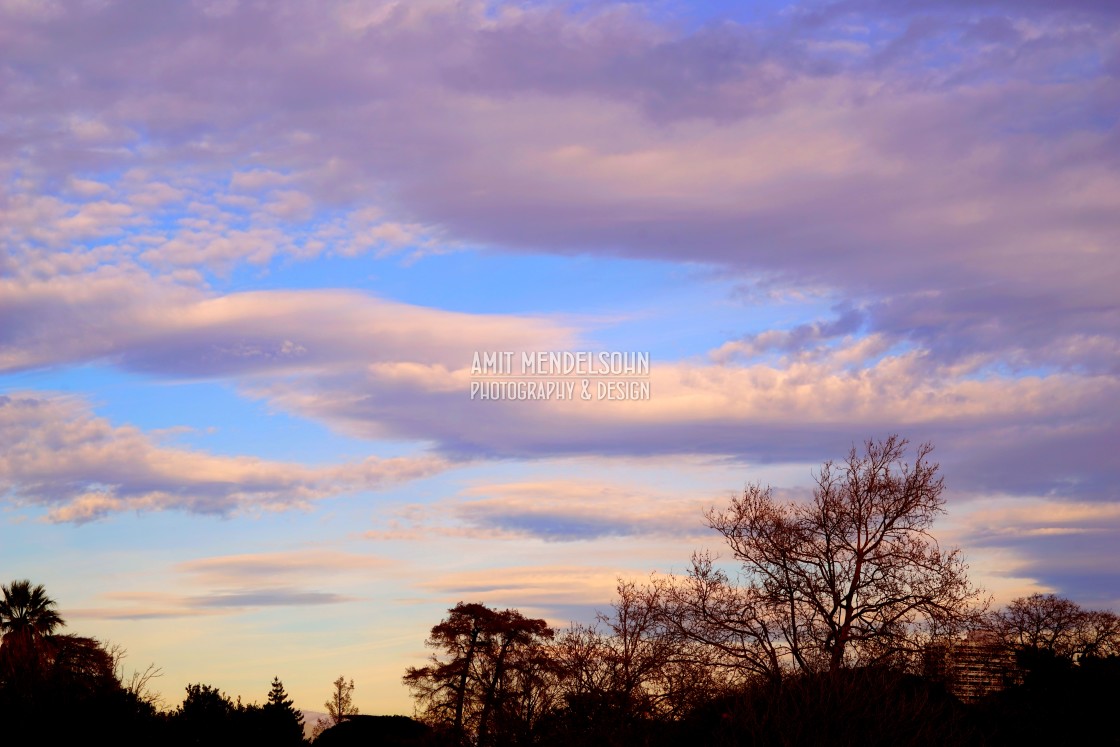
[420,565,627,613]
[70,549,394,620]
[178,551,394,584]
[369,477,717,542]
[0,266,576,375]
[949,497,1120,608]
[0,393,447,522]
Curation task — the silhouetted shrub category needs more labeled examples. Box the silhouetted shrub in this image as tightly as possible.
[314,714,433,746]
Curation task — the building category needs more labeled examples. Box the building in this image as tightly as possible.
[923,631,1021,702]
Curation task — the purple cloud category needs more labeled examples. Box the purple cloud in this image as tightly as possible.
[1,0,1116,604]
[0,392,448,522]
[2,0,1115,377]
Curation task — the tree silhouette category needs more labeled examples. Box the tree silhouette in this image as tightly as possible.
[404,602,555,746]
[312,676,358,740]
[0,581,161,743]
[170,682,266,747]
[663,437,985,681]
[997,593,1084,657]
[549,581,728,746]
[0,579,66,678]
[557,581,724,721]
[0,580,64,636]
[262,676,306,745]
[994,593,1120,662]
[325,675,358,724]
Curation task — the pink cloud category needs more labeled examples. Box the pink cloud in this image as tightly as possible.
[1,0,1114,374]
[0,392,448,522]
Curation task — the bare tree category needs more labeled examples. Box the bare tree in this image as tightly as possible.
[994,593,1120,661]
[324,675,358,725]
[995,593,1085,657]
[556,580,730,722]
[652,552,789,683]
[125,662,165,707]
[109,643,164,708]
[1077,609,1120,659]
[694,436,985,677]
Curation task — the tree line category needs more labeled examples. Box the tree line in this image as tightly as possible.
[0,577,310,743]
[2,437,1117,745]
[402,438,1120,746]
[404,592,1120,747]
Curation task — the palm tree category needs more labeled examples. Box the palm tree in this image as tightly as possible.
[0,580,64,636]
[0,579,65,677]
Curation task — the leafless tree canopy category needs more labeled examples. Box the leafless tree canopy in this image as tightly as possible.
[993,593,1120,660]
[663,436,986,680]
[555,580,730,723]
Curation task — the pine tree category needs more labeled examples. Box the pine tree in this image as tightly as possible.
[262,676,306,745]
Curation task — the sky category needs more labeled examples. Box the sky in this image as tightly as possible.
[1,0,1118,716]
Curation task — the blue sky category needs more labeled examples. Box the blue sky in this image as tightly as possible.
[1,0,1118,714]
